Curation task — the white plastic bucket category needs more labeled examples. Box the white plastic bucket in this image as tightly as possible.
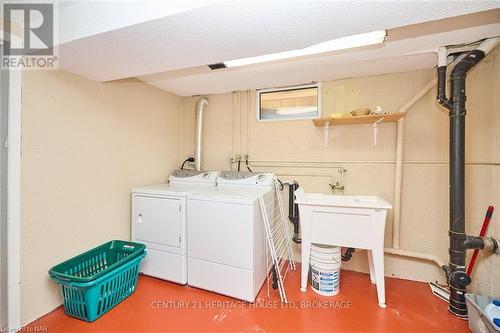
[310,244,341,262]
[311,244,341,253]
[309,245,341,296]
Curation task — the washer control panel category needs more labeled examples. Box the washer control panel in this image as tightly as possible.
[218,171,274,187]
[169,169,220,184]
[172,169,204,178]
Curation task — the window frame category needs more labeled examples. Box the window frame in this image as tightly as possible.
[256,83,322,122]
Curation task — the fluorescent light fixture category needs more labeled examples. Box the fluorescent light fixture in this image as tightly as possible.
[224,30,386,68]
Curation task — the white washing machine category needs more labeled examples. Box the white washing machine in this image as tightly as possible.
[186,171,275,302]
[131,169,219,284]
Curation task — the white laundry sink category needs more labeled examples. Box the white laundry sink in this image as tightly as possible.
[295,189,392,308]
[296,192,392,210]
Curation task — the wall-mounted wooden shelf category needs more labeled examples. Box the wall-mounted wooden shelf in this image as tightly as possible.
[312,112,406,126]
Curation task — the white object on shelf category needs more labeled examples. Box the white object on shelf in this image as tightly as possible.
[131,170,219,284]
[295,192,391,308]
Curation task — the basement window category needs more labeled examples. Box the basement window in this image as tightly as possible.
[257,83,321,121]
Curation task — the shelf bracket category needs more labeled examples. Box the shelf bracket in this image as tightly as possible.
[373,117,385,147]
[323,120,331,147]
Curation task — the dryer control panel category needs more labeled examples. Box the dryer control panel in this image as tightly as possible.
[218,171,275,187]
[169,169,220,185]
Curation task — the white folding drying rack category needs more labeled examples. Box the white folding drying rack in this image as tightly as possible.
[258,178,296,303]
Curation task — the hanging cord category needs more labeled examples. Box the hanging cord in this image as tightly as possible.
[180,157,195,170]
[276,178,284,191]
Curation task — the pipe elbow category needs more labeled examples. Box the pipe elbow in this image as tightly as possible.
[462,236,500,254]
[437,97,452,109]
[462,236,484,251]
[450,50,485,78]
[437,66,453,110]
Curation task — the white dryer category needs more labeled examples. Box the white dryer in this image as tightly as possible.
[131,169,219,284]
[186,171,275,302]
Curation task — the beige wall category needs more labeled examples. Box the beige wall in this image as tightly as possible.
[20,71,183,324]
[181,47,500,294]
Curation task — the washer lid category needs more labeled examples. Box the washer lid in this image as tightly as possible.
[132,183,213,197]
[187,187,271,205]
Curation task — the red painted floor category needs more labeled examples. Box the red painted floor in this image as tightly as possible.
[26,269,469,333]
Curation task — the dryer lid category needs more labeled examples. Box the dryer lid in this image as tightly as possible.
[187,187,271,205]
[132,183,210,196]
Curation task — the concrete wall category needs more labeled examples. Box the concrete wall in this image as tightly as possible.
[20,71,183,324]
[181,47,500,294]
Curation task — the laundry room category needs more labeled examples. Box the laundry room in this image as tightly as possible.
[1,1,500,333]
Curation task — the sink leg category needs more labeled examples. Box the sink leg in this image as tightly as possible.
[367,250,376,284]
[301,241,311,292]
[372,249,386,308]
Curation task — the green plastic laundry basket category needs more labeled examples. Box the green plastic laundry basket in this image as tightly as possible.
[49,240,146,322]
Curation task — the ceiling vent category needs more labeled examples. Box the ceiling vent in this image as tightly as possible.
[207,63,227,70]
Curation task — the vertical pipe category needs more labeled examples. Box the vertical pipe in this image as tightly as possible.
[194,97,208,171]
[448,72,467,316]
[436,40,500,317]
[447,47,487,318]
[392,118,404,249]
[288,181,301,243]
[392,79,436,249]
[293,182,300,234]
[288,183,294,220]
[437,67,448,103]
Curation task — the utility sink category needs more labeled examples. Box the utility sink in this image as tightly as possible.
[295,192,392,210]
[295,189,392,308]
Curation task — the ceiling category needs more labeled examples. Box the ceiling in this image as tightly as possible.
[56,1,500,96]
[57,0,219,44]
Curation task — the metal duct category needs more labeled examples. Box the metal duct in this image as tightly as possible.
[194,97,208,171]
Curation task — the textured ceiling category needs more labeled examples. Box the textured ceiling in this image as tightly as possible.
[56,1,500,96]
[57,0,218,44]
[139,22,500,96]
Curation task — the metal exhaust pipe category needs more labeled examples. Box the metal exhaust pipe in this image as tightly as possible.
[194,97,208,171]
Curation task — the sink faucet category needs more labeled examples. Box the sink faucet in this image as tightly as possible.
[329,181,344,192]
[329,168,346,193]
